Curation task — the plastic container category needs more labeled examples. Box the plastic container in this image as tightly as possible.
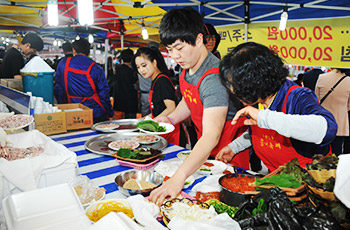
[116,158,159,170]
[22,72,54,104]
[2,183,91,230]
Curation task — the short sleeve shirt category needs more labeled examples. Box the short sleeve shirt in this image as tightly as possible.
[183,52,237,119]
[151,74,177,117]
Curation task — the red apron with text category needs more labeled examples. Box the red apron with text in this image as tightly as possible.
[251,85,332,172]
[148,74,181,145]
[179,67,249,168]
[64,57,108,115]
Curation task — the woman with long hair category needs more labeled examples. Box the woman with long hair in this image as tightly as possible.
[132,47,187,147]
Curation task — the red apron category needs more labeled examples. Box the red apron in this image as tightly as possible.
[179,67,250,168]
[64,57,108,114]
[251,85,332,172]
[148,74,181,145]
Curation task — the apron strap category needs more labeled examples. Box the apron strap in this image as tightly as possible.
[63,58,108,114]
[282,85,301,113]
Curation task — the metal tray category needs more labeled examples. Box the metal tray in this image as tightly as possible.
[84,132,168,156]
[92,119,143,133]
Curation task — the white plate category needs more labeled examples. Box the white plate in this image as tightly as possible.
[0,114,34,130]
[132,135,160,144]
[138,122,175,135]
[177,150,191,161]
[198,160,227,176]
[184,175,195,189]
[85,198,132,222]
[108,140,140,151]
[95,123,120,131]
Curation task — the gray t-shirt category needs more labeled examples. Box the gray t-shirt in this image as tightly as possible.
[183,52,237,119]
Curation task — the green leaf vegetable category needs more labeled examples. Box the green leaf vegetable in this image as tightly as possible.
[208,200,238,218]
[252,199,267,216]
[254,174,302,188]
[137,120,166,132]
[117,148,140,159]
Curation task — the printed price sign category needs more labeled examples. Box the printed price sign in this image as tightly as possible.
[217,17,350,67]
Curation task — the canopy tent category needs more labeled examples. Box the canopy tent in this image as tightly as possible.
[0,0,349,68]
[1,0,349,44]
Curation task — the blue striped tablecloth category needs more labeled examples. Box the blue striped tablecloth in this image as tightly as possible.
[50,130,206,199]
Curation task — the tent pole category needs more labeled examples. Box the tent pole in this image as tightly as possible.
[93,43,97,61]
[121,33,124,50]
[105,38,109,77]
[244,0,250,43]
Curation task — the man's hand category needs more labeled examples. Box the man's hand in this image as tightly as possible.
[215,145,235,163]
[149,175,185,206]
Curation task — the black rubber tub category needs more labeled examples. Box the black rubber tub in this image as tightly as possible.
[218,173,256,207]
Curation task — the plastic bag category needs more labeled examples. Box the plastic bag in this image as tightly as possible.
[69,175,105,205]
[234,187,341,230]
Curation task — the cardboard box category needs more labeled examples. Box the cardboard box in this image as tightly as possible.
[0,79,23,91]
[34,111,67,135]
[57,103,93,130]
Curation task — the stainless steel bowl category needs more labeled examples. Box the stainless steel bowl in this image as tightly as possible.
[115,170,163,197]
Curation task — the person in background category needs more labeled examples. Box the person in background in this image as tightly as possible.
[62,42,73,58]
[315,68,350,155]
[294,73,304,86]
[54,42,73,70]
[111,49,138,118]
[203,23,221,59]
[303,67,324,91]
[106,56,115,85]
[54,38,113,123]
[132,47,187,147]
[216,42,337,172]
[149,7,249,205]
[1,32,43,79]
[137,42,159,117]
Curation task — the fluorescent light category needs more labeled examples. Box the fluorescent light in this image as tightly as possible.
[279,11,288,31]
[77,0,94,26]
[142,25,149,40]
[53,39,58,46]
[47,0,58,26]
[88,34,94,43]
[57,40,62,46]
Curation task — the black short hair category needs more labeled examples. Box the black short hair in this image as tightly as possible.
[72,38,90,56]
[21,33,44,51]
[131,46,169,75]
[204,23,220,50]
[336,68,350,76]
[220,42,288,105]
[62,42,72,52]
[120,49,134,63]
[159,7,205,46]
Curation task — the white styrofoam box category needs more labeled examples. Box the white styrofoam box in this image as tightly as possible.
[0,130,77,202]
[37,163,77,188]
[2,183,92,230]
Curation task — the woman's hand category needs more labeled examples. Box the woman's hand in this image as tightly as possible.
[149,175,184,206]
[154,116,172,124]
[215,145,235,163]
[232,106,260,126]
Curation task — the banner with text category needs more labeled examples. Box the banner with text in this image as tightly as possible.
[216,17,350,68]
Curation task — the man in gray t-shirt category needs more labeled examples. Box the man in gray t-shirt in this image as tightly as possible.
[149,7,248,205]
